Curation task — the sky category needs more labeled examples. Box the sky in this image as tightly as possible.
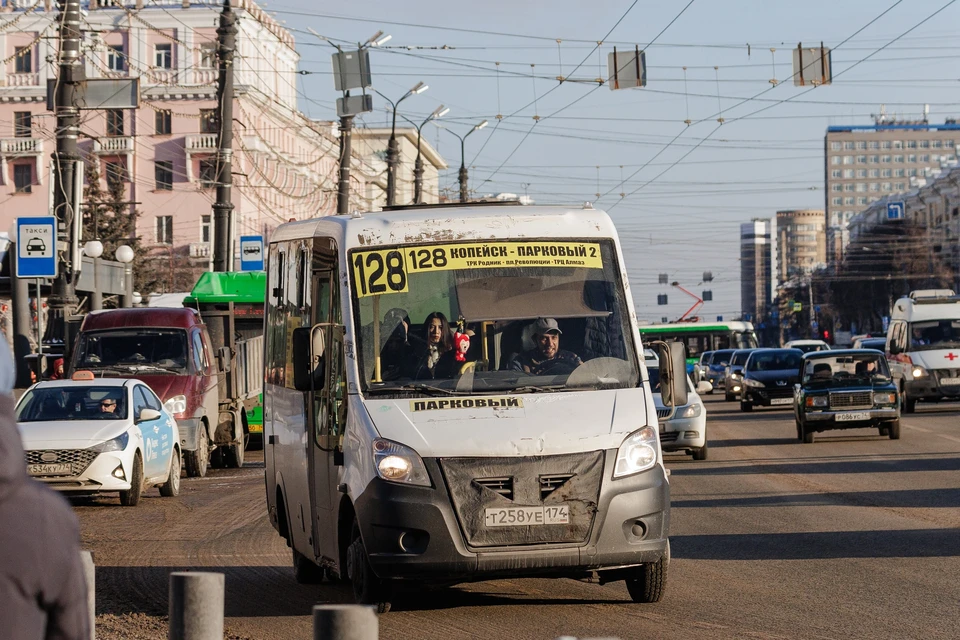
[262,0,960,321]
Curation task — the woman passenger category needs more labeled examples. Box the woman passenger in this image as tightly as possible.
[408,311,456,379]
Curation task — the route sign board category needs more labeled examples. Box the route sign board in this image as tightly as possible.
[887,201,905,220]
[16,216,57,278]
[239,235,264,271]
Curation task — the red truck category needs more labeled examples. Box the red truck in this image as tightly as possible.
[69,307,262,477]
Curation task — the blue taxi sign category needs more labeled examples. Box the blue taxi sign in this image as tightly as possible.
[16,216,57,278]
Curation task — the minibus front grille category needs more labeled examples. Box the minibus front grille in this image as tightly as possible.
[440,452,603,548]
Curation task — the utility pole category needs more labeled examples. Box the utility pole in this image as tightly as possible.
[212,0,236,272]
[44,0,82,354]
[337,112,354,214]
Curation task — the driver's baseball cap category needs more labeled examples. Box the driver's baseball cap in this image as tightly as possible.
[535,317,562,335]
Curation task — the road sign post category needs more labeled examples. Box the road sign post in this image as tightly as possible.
[239,235,264,271]
[16,217,57,279]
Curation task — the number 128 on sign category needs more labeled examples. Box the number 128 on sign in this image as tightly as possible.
[352,249,409,297]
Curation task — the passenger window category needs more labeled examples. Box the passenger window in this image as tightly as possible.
[191,332,205,372]
[140,385,163,411]
[133,387,148,418]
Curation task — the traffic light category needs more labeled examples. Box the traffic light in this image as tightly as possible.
[823,329,830,342]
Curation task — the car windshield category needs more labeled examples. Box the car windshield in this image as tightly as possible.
[909,320,960,351]
[731,350,751,366]
[790,342,828,353]
[75,329,188,371]
[859,338,887,350]
[711,350,735,366]
[351,239,639,395]
[746,350,803,372]
[16,386,129,421]
[802,353,890,386]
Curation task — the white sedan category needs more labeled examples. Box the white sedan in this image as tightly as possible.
[15,376,181,506]
[645,352,710,460]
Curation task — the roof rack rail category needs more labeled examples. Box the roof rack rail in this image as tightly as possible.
[908,289,956,300]
[380,200,524,212]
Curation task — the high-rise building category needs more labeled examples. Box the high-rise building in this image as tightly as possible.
[776,209,825,282]
[740,219,772,322]
[824,115,960,265]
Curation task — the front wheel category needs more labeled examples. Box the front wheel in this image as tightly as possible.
[740,400,753,412]
[159,448,181,497]
[724,393,735,402]
[888,419,901,440]
[293,547,324,584]
[224,433,245,468]
[347,520,392,613]
[802,423,815,444]
[691,441,708,461]
[184,425,209,478]
[903,395,916,414]
[625,541,668,603]
[119,453,144,507]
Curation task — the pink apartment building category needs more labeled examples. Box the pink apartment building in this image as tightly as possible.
[0,0,443,291]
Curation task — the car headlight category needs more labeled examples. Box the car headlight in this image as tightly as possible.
[805,396,828,407]
[164,395,187,416]
[89,431,130,453]
[614,427,658,478]
[874,392,897,405]
[372,439,430,486]
[911,366,927,378]
[744,378,766,388]
[730,373,741,380]
[678,403,702,418]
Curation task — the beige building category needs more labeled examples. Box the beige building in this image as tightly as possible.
[351,129,447,208]
[776,209,826,281]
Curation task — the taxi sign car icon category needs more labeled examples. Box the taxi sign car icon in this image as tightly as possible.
[26,237,46,255]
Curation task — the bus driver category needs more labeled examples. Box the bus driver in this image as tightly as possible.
[510,318,583,375]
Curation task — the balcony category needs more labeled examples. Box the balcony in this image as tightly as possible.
[185,134,217,151]
[0,137,43,156]
[93,136,134,155]
[2,73,40,87]
[188,243,211,258]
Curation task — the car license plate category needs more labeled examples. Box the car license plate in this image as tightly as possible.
[941,377,960,386]
[770,397,793,405]
[28,463,72,476]
[484,505,569,527]
[835,411,871,422]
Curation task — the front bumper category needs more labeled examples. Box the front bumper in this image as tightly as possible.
[743,387,793,407]
[353,450,669,581]
[28,450,134,493]
[178,417,201,451]
[659,416,706,451]
[803,407,898,429]
[904,376,960,401]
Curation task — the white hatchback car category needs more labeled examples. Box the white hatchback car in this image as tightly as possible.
[15,375,181,506]
[645,350,710,460]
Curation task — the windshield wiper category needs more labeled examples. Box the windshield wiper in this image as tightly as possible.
[506,385,564,394]
[378,383,460,396]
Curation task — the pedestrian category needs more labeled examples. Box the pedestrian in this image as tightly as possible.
[0,339,90,639]
[50,358,65,380]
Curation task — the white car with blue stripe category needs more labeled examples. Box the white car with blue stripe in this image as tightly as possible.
[15,374,181,506]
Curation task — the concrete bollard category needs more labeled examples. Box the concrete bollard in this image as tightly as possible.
[80,550,95,640]
[168,572,225,640]
[313,604,379,640]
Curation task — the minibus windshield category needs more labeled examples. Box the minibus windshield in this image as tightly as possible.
[350,239,639,395]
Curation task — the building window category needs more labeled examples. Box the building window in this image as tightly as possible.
[156,215,173,244]
[199,109,218,134]
[933,140,943,148]
[14,111,31,137]
[919,154,929,163]
[201,214,211,243]
[106,109,124,136]
[843,169,854,178]
[869,183,879,191]
[155,160,173,190]
[844,196,855,205]
[920,140,930,149]
[830,156,840,165]
[894,168,906,177]
[868,155,878,164]
[882,141,892,150]
[14,46,32,73]
[13,164,32,193]
[198,158,217,188]
[881,182,891,191]
[831,197,843,205]
[844,141,855,150]
[857,197,868,206]
[892,140,902,149]
[843,155,854,164]
[107,45,125,72]
[155,109,171,135]
[855,183,867,192]
[908,168,918,177]
[199,43,217,69]
[907,154,917,163]
[907,140,917,149]
[856,141,866,150]
[856,155,866,164]
[844,183,855,192]
[881,169,892,177]
[105,161,127,183]
[881,155,891,163]
[831,184,843,192]
[894,182,906,191]
[830,141,841,151]
[893,155,904,163]
[831,169,842,178]
[154,43,172,69]
[869,169,879,177]
[868,141,879,150]
[856,169,867,178]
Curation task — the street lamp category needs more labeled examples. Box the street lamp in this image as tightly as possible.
[374,82,427,206]
[83,240,104,311]
[401,105,449,204]
[115,244,134,308]
[445,120,488,203]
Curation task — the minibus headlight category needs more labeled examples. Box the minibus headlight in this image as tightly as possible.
[90,431,129,453]
[372,439,430,486]
[911,366,927,378]
[614,427,658,479]
[164,395,187,416]
[874,392,897,405]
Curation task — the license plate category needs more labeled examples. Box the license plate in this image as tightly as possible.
[248,424,263,433]
[484,505,569,527]
[770,397,793,405]
[835,411,871,422]
[941,378,960,385]
[28,463,72,476]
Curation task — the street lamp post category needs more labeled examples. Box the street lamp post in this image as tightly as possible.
[375,83,427,206]
[83,240,104,311]
[115,245,134,308]
[402,106,449,204]
[445,120,488,203]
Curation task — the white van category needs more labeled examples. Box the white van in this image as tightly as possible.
[262,203,685,612]
[886,289,960,412]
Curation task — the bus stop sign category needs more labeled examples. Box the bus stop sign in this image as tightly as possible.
[240,235,264,271]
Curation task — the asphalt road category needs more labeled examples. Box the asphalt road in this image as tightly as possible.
[77,396,960,640]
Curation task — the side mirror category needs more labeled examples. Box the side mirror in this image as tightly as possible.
[654,340,689,408]
[888,342,900,355]
[138,408,161,423]
[696,380,712,395]
[217,346,231,373]
[292,325,327,392]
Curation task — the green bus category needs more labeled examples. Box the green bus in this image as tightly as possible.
[183,271,265,438]
[638,321,759,366]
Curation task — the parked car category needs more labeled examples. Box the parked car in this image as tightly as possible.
[785,339,831,353]
[793,349,900,443]
[723,348,756,401]
[15,374,181,506]
[705,349,736,391]
[854,337,887,350]
[740,348,804,411]
[646,351,711,460]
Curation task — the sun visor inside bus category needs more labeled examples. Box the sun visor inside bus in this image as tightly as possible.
[455,276,611,322]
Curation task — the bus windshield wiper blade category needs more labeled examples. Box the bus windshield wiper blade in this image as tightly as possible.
[387,383,460,396]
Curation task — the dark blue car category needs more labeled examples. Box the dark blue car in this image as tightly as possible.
[739,348,804,411]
